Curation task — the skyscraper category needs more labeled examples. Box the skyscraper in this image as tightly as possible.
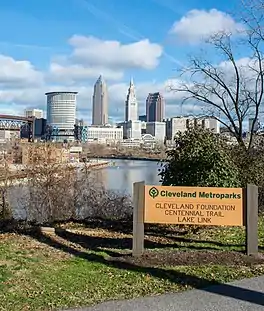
[125,78,138,121]
[45,91,77,141]
[92,75,108,125]
[146,92,165,122]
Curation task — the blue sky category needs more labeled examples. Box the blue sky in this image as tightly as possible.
[0,0,246,123]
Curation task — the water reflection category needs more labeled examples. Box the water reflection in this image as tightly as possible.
[99,159,161,195]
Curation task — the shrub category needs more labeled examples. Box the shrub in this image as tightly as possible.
[74,168,132,221]
[159,128,240,188]
[22,164,76,225]
[231,138,264,213]
[0,154,14,226]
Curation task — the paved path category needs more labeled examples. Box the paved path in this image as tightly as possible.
[65,275,264,311]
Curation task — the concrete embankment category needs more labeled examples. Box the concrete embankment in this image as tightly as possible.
[67,160,109,169]
[87,155,161,162]
[73,160,110,170]
[89,162,109,169]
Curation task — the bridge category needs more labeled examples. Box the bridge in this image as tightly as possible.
[0,115,35,142]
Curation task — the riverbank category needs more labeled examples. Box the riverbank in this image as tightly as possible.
[86,160,110,169]
[72,160,110,169]
[87,155,162,162]
[1,217,264,311]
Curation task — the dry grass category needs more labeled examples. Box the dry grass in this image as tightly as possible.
[0,217,264,311]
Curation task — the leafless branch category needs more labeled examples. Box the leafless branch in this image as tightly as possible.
[170,4,264,149]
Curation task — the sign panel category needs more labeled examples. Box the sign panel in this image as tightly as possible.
[144,185,243,226]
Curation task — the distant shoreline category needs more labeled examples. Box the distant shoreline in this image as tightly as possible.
[87,155,162,162]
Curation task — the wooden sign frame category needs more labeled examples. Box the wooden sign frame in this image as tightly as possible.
[132,182,258,257]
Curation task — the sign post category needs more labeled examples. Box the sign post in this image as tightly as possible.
[132,183,259,257]
[132,181,145,257]
[246,184,258,256]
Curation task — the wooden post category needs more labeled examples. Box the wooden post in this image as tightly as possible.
[132,181,145,257]
[246,184,258,256]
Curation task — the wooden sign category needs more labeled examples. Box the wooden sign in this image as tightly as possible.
[144,185,243,226]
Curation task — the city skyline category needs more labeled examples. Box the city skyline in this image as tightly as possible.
[19,77,260,133]
[0,0,243,125]
[40,76,167,127]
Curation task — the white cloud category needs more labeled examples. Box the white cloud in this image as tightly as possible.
[218,57,259,83]
[0,55,43,87]
[170,9,244,44]
[49,63,123,83]
[69,35,163,70]
[0,54,44,115]
[48,35,163,84]
[0,88,44,104]
[218,57,251,70]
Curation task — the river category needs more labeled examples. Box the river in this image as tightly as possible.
[93,159,162,195]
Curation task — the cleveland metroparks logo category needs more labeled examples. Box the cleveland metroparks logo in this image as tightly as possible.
[149,187,159,198]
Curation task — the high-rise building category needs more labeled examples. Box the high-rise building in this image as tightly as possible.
[146,92,165,122]
[45,91,77,141]
[92,75,108,125]
[24,108,43,119]
[125,78,138,121]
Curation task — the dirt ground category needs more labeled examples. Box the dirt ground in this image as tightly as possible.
[109,250,264,267]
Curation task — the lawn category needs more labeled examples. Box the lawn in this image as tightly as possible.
[0,217,264,311]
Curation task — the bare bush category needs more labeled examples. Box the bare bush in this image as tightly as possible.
[74,167,132,221]
[98,190,132,220]
[0,148,13,223]
[18,144,132,225]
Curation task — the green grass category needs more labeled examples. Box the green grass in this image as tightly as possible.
[0,217,264,311]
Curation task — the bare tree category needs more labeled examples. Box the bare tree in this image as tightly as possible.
[170,1,264,150]
[22,144,76,224]
[0,146,13,222]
